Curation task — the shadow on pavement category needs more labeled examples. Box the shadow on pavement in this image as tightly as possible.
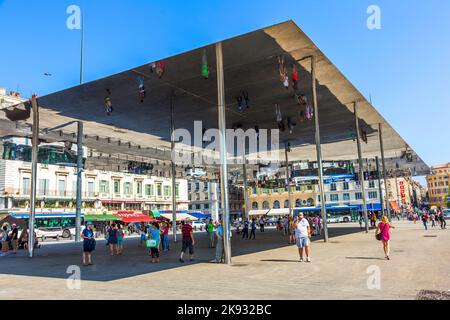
[0,225,363,282]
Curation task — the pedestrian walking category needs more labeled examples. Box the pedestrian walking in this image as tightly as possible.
[422,212,429,230]
[81,222,96,266]
[148,222,161,263]
[430,213,436,228]
[294,213,311,262]
[242,220,249,239]
[250,219,257,240]
[207,219,215,248]
[358,212,363,230]
[179,218,195,263]
[375,216,395,260]
[106,223,118,256]
[211,219,224,263]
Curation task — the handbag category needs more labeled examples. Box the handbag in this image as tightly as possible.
[146,239,157,248]
[376,223,387,241]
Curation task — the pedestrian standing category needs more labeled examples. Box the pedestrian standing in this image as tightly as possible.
[259,217,265,233]
[375,216,395,260]
[81,222,96,266]
[116,224,124,254]
[139,224,147,247]
[0,225,9,256]
[179,219,195,263]
[161,221,170,251]
[250,219,257,240]
[358,212,363,229]
[148,222,161,264]
[294,213,311,262]
[313,216,320,236]
[10,224,19,254]
[207,219,215,248]
[106,223,118,256]
[289,216,296,244]
[211,219,224,263]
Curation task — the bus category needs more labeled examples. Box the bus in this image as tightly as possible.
[294,205,360,223]
[10,213,85,240]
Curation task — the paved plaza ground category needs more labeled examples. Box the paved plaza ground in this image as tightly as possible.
[0,221,449,300]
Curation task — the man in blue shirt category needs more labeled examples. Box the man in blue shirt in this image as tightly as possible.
[211,219,224,263]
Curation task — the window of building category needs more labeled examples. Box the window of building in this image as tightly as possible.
[87,181,95,197]
[136,181,143,195]
[176,184,180,198]
[343,193,350,201]
[368,191,378,199]
[22,177,30,195]
[58,179,66,197]
[343,182,349,190]
[307,198,315,206]
[273,200,280,209]
[330,194,339,202]
[330,183,337,191]
[284,200,290,208]
[164,186,171,197]
[196,204,201,210]
[99,180,109,194]
[295,199,302,207]
[204,203,209,209]
[124,182,132,195]
[145,184,154,196]
[355,192,363,200]
[114,180,120,194]
[262,201,270,209]
[369,180,375,188]
[252,202,258,209]
[39,179,50,196]
[157,184,162,197]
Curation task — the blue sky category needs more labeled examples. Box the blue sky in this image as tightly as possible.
[1,0,449,180]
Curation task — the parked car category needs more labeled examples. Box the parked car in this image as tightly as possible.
[443,209,450,220]
[192,220,206,231]
[327,215,352,224]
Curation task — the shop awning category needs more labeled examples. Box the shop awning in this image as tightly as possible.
[188,212,210,219]
[249,210,270,216]
[389,201,401,212]
[115,211,153,223]
[150,210,161,218]
[85,214,119,222]
[267,208,290,216]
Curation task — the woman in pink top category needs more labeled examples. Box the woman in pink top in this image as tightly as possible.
[376,216,395,260]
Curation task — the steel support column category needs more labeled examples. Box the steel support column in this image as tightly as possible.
[378,123,390,219]
[311,55,328,242]
[284,146,292,218]
[354,102,369,232]
[242,153,249,223]
[75,121,83,242]
[28,95,39,258]
[170,92,177,242]
[376,156,385,216]
[216,42,231,264]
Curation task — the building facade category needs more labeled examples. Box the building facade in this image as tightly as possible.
[426,163,450,208]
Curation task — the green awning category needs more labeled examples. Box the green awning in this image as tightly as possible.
[85,214,119,222]
[150,210,161,218]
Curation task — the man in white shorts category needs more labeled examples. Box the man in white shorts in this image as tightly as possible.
[294,213,312,262]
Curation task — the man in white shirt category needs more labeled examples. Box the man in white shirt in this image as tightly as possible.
[294,213,311,262]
